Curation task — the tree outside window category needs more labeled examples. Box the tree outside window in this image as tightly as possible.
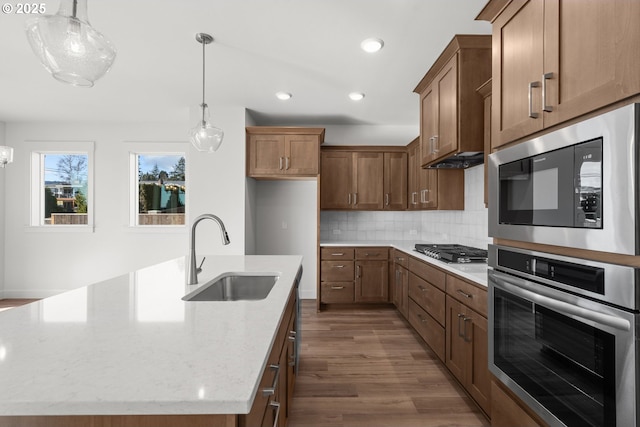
[43,154,89,225]
[136,154,186,226]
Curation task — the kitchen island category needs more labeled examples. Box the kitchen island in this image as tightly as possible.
[0,255,302,426]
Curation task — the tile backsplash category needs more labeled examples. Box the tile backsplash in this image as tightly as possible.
[320,165,491,249]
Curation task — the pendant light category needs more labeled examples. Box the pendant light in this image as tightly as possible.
[0,146,14,168]
[25,0,116,87]
[188,33,224,153]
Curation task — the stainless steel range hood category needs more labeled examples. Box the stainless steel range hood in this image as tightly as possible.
[425,151,484,169]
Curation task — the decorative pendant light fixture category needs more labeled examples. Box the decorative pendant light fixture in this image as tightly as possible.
[0,146,14,168]
[188,33,224,153]
[25,0,116,87]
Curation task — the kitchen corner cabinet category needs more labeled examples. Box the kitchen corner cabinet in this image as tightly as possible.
[413,35,491,168]
[246,127,325,178]
[320,148,407,211]
[407,138,464,211]
[319,247,389,306]
[479,0,640,148]
[444,275,491,417]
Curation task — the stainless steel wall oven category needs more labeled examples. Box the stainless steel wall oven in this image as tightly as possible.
[488,103,640,255]
[488,245,639,427]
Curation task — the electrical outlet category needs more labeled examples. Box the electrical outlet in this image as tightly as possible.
[332,229,341,235]
[409,229,418,235]
[281,221,288,229]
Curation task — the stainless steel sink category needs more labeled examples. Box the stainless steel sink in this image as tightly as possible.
[182,273,279,301]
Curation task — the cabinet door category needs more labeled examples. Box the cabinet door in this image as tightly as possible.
[383,152,408,210]
[353,153,384,210]
[434,55,459,160]
[492,0,545,147]
[247,135,285,176]
[320,151,353,209]
[407,141,419,210]
[355,260,388,302]
[419,169,438,209]
[393,264,409,319]
[420,83,438,166]
[445,296,466,384]
[284,135,319,175]
[466,310,491,417]
[543,0,640,128]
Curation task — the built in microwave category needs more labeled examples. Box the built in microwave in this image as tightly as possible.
[488,103,640,255]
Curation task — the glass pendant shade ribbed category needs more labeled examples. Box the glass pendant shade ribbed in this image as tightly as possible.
[189,33,223,153]
[25,0,116,87]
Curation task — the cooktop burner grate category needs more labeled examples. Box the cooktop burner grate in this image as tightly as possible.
[414,243,488,264]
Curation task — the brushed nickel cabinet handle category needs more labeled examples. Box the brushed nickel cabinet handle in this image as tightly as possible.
[279,157,284,170]
[385,193,390,206]
[348,193,351,205]
[432,135,439,153]
[333,265,345,268]
[457,313,465,338]
[417,314,428,323]
[262,364,280,396]
[353,193,358,205]
[428,136,435,155]
[330,286,345,290]
[395,257,405,262]
[356,265,362,278]
[285,156,290,170]
[528,81,540,118]
[418,285,428,293]
[331,252,344,256]
[463,317,472,343]
[412,192,418,205]
[269,401,281,427]
[456,289,472,299]
[542,72,554,112]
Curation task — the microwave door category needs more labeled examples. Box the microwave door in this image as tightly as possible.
[499,148,574,227]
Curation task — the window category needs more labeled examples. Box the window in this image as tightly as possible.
[131,153,186,226]
[29,142,94,229]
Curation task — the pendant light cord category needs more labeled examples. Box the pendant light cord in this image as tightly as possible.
[201,36,206,124]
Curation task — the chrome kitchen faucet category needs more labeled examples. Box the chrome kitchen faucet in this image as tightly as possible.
[187,214,230,285]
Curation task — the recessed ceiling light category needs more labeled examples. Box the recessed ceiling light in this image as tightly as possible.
[349,92,365,101]
[275,91,292,100]
[360,38,384,53]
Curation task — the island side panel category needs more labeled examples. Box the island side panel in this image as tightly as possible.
[0,414,238,427]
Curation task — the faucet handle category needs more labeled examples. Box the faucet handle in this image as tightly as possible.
[197,257,206,274]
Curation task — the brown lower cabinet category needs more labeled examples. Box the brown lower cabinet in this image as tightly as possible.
[491,379,547,427]
[320,247,389,305]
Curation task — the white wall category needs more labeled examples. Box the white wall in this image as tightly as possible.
[0,122,6,298]
[3,107,248,298]
[323,125,417,146]
[255,180,318,299]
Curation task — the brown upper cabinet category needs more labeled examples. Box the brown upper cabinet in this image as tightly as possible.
[407,138,464,211]
[413,35,491,168]
[246,127,325,178]
[478,0,640,148]
[320,147,407,210]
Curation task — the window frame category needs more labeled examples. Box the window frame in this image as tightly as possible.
[129,150,188,228]
[28,141,95,232]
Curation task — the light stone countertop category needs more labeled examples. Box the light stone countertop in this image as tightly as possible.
[320,241,488,287]
[0,255,302,416]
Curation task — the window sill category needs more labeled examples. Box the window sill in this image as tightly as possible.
[25,225,95,233]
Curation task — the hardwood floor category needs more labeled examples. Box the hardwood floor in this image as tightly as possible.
[289,300,489,427]
[0,299,38,312]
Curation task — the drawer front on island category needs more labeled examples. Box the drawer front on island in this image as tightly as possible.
[408,299,445,361]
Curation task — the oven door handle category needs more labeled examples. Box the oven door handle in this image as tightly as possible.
[489,270,631,332]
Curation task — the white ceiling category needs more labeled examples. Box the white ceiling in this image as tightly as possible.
[0,0,491,127]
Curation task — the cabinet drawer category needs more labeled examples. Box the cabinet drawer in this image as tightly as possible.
[321,247,354,260]
[240,350,280,427]
[320,282,355,303]
[355,247,388,260]
[408,299,445,361]
[409,257,445,291]
[408,273,445,326]
[321,261,354,282]
[446,275,488,317]
[391,249,409,268]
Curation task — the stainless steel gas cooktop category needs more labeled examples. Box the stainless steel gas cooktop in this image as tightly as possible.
[414,243,488,264]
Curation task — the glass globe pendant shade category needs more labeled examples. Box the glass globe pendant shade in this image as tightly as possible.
[189,104,224,153]
[0,146,14,168]
[25,0,116,87]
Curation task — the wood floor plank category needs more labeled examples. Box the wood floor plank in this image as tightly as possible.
[289,300,489,427]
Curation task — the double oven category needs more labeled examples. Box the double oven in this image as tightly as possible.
[488,104,640,427]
